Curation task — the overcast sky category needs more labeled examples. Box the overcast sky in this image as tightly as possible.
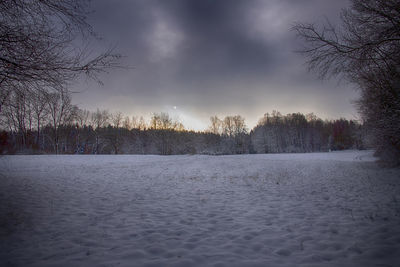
[71,0,357,131]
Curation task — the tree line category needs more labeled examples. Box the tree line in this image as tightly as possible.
[1,0,390,160]
[0,89,367,155]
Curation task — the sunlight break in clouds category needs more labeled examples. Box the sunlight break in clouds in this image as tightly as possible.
[166,105,208,131]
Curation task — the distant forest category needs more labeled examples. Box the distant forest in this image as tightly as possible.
[0,90,369,155]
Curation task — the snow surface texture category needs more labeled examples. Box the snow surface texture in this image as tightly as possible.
[1,150,400,267]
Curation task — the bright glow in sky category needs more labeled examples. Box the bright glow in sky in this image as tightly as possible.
[72,0,356,131]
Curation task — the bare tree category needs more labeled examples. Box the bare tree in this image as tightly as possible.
[149,112,185,154]
[130,116,138,129]
[111,112,123,128]
[138,116,147,130]
[0,0,123,112]
[232,115,248,153]
[90,109,109,154]
[46,90,75,154]
[150,112,184,131]
[209,116,222,135]
[222,116,234,137]
[71,108,89,153]
[75,109,90,128]
[160,113,173,130]
[150,113,161,130]
[0,88,39,148]
[293,0,400,164]
[30,89,50,148]
[123,116,132,130]
[174,121,185,131]
[150,112,175,130]
[232,115,247,136]
[91,109,110,130]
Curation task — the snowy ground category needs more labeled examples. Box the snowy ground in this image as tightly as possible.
[1,150,400,267]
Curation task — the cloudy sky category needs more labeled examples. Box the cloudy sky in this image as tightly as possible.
[72,0,357,131]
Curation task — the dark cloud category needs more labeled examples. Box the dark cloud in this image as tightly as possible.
[72,0,354,130]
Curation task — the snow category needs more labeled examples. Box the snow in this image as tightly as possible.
[1,150,399,267]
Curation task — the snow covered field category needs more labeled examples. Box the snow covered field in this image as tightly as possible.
[1,151,399,267]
